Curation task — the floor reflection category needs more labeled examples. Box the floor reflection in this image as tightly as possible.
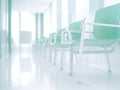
[2,45,120,90]
[11,47,36,87]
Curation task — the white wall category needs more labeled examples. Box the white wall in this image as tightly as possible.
[105,0,120,6]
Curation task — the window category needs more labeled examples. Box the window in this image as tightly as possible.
[61,0,68,28]
[51,0,57,32]
[105,0,120,6]
[44,8,52,37]
[75,0,89,20]
[44,0,57,37]
[12,11,35,44]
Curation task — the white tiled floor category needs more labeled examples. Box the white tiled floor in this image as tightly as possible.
[0,45,120,90]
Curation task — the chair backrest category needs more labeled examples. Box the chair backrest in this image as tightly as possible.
[68,18,86,40]
[39,37,48,45]
[69,19,85,30]
[57,28,66,35]
[93,3,120,40]
[49,33,56,45]
[56,28,66,42]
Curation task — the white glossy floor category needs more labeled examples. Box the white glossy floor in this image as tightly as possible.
[0,45,120,90]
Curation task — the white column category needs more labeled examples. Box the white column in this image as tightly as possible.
[8,0,12,53]
[57,0,61,30]
[40,13,44,38]
[35,13,38,40]
[68,0,75,24]
[0,0,2,58]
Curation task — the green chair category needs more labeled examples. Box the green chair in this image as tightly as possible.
[47,30,66,62]
[48,33,56,45]
[47,32,56,62]
[48,28,66,63]
[56,18,86,74]
[52,28,66,65]
[33,37,48,57]
[39,37,48,46]
[78,3,120,73]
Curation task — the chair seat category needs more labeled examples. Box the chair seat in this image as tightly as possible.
[84,39,117,47]
[55,40,78,48]
[57,39,117,47]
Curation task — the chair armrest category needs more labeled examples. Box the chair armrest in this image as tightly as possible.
[86,22,120,28]
[83,22,120,39]
[61,30,81,43]
[49,33,62,45]
[69,30,81,34]
[48,34,57,45]
[61,31,71,43]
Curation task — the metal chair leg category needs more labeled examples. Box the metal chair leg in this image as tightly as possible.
[75,54,79,63]
[69,47,73,76]
[54,48,57,65]
[106,52,111,72]
[60,49,64,70]
[104,48,111,72]
[49,47,52,63]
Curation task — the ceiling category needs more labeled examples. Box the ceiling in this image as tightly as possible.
[12,0,54,13]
